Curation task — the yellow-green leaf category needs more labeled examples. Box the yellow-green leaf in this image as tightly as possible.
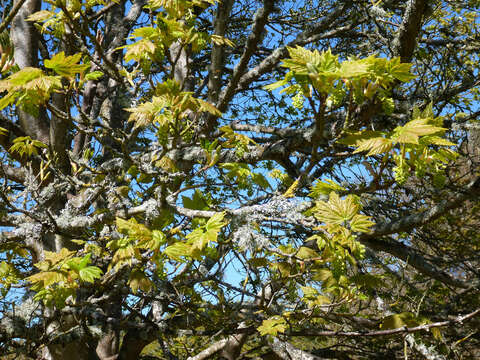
[380,312,418,329]
[7,67,43,86]
[387,58,416,82]
[312,268,332,282]
[258,316,287,336]
[124,39,156,63]
[296,247,318,259]
[27,270,67,287]
[392,119,445,144]
[164,242,191,261]
[85,71,104,81]
[79,266,103,283]
[45,52,89,78]
[314,193,358,225]
[26,10,55,22]
[350,214,375,233]
[337,60,369,78]
[310,179,345,198]
[353,136,393,155]
[128,269,153,293]
[210,34,234,47]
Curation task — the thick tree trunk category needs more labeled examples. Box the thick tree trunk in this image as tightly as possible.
[10,0,50,143]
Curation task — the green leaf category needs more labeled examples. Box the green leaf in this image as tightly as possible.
[300,285,318,298]
[248,257,268,267]
[263,76,290,91]
[420,136,456,146]
[252,173,270,189]
[310,179,345,198]
[0,93,15,110]
[123,39,156,63]
[131,26,160,39]
[182,189,210,210]
[431,327,443,340]
[353,136,393,155]
[85,71,104,80]
[45,52,89,78]
[186,212,226,258]
[296,247,318,259]
[128,269,153,293]
[164,242,191,261]
[271,262,291,277]
[153,230,167,248]
[110,245,136,271]
[387,58,416,82]
[79,266,103,283]
[312,268,333,282]
[340,130,393,156]
[281,47,338,78]
[27,270,67,287]
[339,130,384,146]
[314,193,358,225]
[350,273,384,289]
[205,212,227,233]
[66,254,91,272]
[26,10,55,22]
[138,229,166,250]
[350,214,375,233]
[314,235,326,250]
[392,119,445,144]
[258,316,287,336]
[116,217,152,242]
[337,59,369,78]
[7,67,43,86]
[196,98,222,116]
[210,34,234,47]
[301,286,331,307]
[380,312,419,329]
[35,248,76,270]
[187,229,210,259]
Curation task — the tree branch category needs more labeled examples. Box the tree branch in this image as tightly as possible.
[290,307,480,337]
[0,0,28,33]
[216,0,275,112]
[207,0,234,103]
[269,337,325,360]
[186,339,228,360]
[234,3,352,94]
[392,0,428,62]
[10,0,50,143]
[364,178,480,240]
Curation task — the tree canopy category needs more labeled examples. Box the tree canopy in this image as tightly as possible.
[1,0,480,359]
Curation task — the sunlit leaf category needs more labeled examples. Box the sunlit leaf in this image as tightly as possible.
[164,242,191,261]
[45,52,89,78]
[392,118,445,144]
[79,266,103,283]
[258,316,287,336]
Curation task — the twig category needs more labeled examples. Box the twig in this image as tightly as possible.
[0,0,28,34]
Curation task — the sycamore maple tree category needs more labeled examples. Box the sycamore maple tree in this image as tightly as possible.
[1,0,480,359]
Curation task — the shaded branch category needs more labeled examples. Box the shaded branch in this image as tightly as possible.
[364,178,480,240]
[290,307,480,337]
